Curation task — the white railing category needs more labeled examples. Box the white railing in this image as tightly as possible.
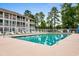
[0,23,3,25]
[35,28,76,33]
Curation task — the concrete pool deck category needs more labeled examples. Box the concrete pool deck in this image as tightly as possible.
[0,33,79,56]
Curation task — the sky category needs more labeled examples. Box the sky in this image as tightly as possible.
[0,3,61,17]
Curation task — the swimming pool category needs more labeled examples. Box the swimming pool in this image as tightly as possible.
[15,34,68,46]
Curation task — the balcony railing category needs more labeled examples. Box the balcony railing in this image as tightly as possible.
[4,16,9,19]
[30,21,35,25]
[0,23,3,25]
[17,24,21,27]
[11,24,16,26]
[0,15,3,18]
[13,17,16,20]
[4,24,9,26]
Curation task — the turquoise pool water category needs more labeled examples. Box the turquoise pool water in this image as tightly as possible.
[15,34,68,46]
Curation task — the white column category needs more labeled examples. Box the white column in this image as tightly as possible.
[10,14,12,32]
[8,14,10,32]
[20,16,21,32]
[15,15,17,33]
[11,14,13,32]
[28,19,30,33]
[24,17,26,32]
[25,17,27,32]
[21,17,23,32]
[15,21,16,32]
[3,12,4,34]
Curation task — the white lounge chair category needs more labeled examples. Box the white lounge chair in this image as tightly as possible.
[22,31,25,34]
[6,31,15,35]
[67,29,70,33]
[5,31,9,35]
[16,32,21,34]
[0,32,2,35]
[11,31,15,35]
[24,31,30,34]
[58,30,63,33]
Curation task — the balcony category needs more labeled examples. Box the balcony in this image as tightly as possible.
[26,19,28,21]
[17,25,20,27]
[22,23,25,27]
[0,19,3,26]
[4,13,9,19]
[30,20,35,22]
[4,16,9,19]
[17,22,21,27]
[17,16,21,21]
[13,17,16,20]
[0,15,3,18]
[4,23,9,26]
[4,20,9,26]
[30,23,35,26]
[12,24,16,26]
[23,17,25,21]
[0,12,3,18]
[10,21,16,26]
[0,23,3,26]
[30,22,35,25]
[13,15,16,20]
[10,14,12,19]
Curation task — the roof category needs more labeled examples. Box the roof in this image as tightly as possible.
[0,8,25,17]
[0,8,33,20]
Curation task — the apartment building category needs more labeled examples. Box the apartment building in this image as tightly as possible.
[0,8,35,34]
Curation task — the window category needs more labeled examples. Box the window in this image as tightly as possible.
[0,19,3,25]
[13,15,16,20]
[23,23,25,27]
[10,21,11,25]
[0,27,3,33]
[23,17,25,21]
[10,28,15,33]
[26,19,28,21]
[10,14,12,19]
[17,16,21,21]
[26,23,28,26]
[23,17,25,19]
[21,22,25,27]
[4,20,9,26]
[12,21,16,26]
[5,13,9,19]
[21,16,23,21]
[4,27,9,33]
[0,11,3,18]
[17,22,20,27]
[12,28,15,32]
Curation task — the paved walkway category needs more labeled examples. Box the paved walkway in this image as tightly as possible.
[0,34,79,56]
